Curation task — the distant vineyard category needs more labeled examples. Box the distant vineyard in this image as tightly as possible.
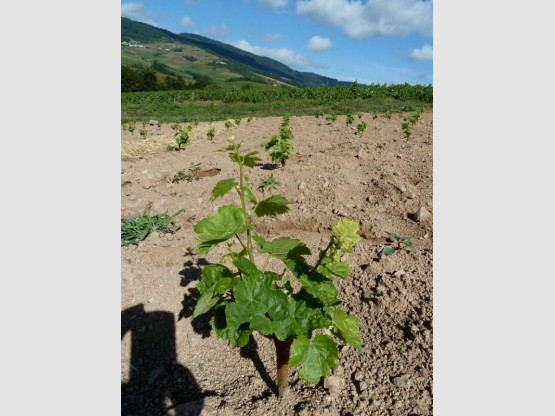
[121,83,433,105]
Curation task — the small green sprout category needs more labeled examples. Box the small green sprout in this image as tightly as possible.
[171,163,201,183]
[356,121,367,134]
[258,174,281,192]
[207,128,216,139]
[381,232,414,255]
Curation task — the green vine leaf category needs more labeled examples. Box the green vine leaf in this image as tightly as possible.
[242,186,257,204]
[254,195,290,217]
[289,334,339,383]
[382,246,395,255]
[194,205,247,254]
[332,219,362,252]
[318,257,351,278]
[210,179,238,202]
[253,235,311,262]
[328,308,362,351]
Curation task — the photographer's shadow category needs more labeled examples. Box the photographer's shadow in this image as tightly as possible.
[122,304,211,416]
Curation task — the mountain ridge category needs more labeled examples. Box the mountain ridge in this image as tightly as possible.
[121,17,352,88]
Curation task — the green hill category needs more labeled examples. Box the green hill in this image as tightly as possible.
[121,17,351,88]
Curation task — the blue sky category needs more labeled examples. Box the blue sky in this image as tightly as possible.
[121,0,433,85]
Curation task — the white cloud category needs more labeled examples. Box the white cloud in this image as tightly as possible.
[228,40,319,70]
[264,33,284,42]
[408,44,433,61]
[201,24,229,37]
[296,0,432,39]
[121,2,160,26]
[307,35,332,52]
[180,15,194,27]
[257,0,289,7]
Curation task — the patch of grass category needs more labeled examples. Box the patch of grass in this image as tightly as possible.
[122,98,432,125]
[171,163,201,183]
[258,174,281,192]
[121,209,185,246]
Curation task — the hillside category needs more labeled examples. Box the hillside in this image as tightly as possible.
[121,17,351,88]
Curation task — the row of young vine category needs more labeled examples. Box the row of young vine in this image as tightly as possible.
[121,83,433,105]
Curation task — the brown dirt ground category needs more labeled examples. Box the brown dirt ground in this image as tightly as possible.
[121,111,433,416]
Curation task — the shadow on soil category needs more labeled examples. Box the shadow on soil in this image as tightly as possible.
[122,304,215,416]
[240,336,279,397]
[257,162,280,171]
[178,257,213,338]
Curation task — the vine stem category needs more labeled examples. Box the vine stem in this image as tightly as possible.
[273,336,293,396]
[238,160,255,264]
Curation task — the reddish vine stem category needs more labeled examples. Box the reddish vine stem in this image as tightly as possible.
[273,336,293,396]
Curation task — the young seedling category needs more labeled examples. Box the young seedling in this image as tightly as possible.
[257,174,280,192]
[315,109,326,119]
[381,231,414,256]
[175,127,191,150]
[384,110,392,120]
[128,122,136,133]
[157,121,162,129]
[408,110,421,125]
[372,110,378,120]
[171,163,201,183]
[262,115,294,167]
[166,145,177,152]
[207,128,216,139]
[357,113,363,119]
[139,129,147,139]
[192,136,362,396]
[401,119,413,141]
[346,114,355,126]
[235,118,241,127]
[193,119,200,126]
[325,113,337,124]
[356,121,367,134]
[121,209,185,246]
[247,116,253,123]
[225,121,233,130]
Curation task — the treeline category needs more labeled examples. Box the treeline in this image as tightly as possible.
[121,64,212,92]
[122,82,433,105]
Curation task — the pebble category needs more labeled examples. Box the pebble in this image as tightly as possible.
[392,374,410,388]
[324,376,343,396]
[412,206,431,222]
[393,269,406,278]
[298,182,306,190]
[353,369,364,381]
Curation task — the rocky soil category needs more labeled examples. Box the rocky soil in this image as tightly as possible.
[121,111,433,416]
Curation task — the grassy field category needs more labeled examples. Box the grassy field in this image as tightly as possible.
[121,97,432,124]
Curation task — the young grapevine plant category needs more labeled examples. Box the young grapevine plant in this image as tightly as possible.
[192,137,362,395]
[263,115,294,167]
[357,121,368,134]
[382,231,414,255]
